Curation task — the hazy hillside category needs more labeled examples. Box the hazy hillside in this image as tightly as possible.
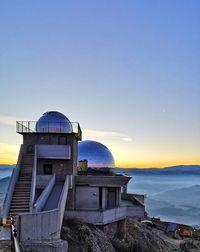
[112,165,200,175]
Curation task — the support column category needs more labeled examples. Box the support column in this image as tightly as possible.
[116,219,126,239]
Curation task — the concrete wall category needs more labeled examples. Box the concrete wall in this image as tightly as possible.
[122,192,145,204]
[36,175,53,189]
[75,186,99,209]
[75,186,121,210]
[58,176,69,229]
[37,159,71,180]
[23,134,69,146]
[64,207,127,225]
[37,144,71,159]
[18,209,61,242]
[23,133,78,176]
[75,175,131,187]
[18,175,70,245]
[22,132,78,210]
[126,205,145,219]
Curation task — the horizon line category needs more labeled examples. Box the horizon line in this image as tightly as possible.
[0,163,200,169]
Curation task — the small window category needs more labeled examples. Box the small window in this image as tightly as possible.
[99,187,102,208]
[58,136,67,145]
[43,164,52,175]
[108,187,116,192]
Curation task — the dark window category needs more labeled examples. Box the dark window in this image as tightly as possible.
[107,187,116,209]
[58,136,67,145]
[43,164,52,175]
[99,187,102,208]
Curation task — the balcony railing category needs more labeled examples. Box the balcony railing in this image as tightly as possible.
[16,121,82,140]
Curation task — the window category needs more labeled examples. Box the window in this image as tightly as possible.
[58,136,67,145]
[107,187,116,209]
[99,187,102,208]
[43,164,53,175]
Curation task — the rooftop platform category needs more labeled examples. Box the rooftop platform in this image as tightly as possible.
[75,174,131,187]
[16,121,82,139]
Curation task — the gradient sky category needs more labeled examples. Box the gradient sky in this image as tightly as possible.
[0,1,199,167]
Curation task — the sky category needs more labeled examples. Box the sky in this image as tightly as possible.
[0,0,199,168]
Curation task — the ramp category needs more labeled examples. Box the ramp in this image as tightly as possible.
[43,183,64,211]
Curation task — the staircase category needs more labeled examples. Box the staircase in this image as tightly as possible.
[6,153,34,225]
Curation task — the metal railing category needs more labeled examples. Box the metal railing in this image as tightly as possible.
[2,145,23,225]
[29,145,37,211]
[16,121,82,139]
[10,215,21,252]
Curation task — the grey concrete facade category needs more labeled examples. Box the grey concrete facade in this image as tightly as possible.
[2,115,146,252]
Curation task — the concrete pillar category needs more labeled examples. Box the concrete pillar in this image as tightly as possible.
[116,219,126,239]
[122,185,127,193]
[102,188,106,209]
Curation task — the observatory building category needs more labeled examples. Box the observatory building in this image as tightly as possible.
[2,111,145,251]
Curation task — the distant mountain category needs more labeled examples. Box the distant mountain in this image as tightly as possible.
[0,164,15,169]
[0,176,10,206]
[112,165,200,175]
[0,176,10,192]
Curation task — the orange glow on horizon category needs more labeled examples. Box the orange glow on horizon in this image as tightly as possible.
[1,156,199,168]
[0,157,17,165]
[115,160,200,168]
[0,143,199,168]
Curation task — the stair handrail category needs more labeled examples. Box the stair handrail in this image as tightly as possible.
[30,145,37,211]
[2,145,24,225]
[33,174,55,212]
[10,215,21,252]
[58,175,70,229]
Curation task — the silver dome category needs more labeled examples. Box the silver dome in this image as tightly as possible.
[78,140,115,168]
[36,111,72,133]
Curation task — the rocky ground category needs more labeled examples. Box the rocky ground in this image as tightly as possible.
[0,218,199,251]
[61,218,200,252]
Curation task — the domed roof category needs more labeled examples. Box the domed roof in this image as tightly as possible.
[78,140,115,168]
[36,111,72,133]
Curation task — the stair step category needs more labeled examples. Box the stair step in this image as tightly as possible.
[12,196,30,199]
[13,194,30,197]
[14,191,31,194]
[12,195,30,197]
[12,195,30,198]
[16,183,31,186]
[18,177,31,179]
[16,180,31,185]
[9,209,29,213]
[15,188,31,190]
[18,178,31,180]
[16,182,31,184]
[11,202,29,205]
[10,207,29,210]
[12,199,30,202]
[16,185,31,187]
[10,206,29,209]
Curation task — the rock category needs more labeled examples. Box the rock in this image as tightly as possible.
[62,218,200,252]
[61,219,115,252]
[180,239,200,252]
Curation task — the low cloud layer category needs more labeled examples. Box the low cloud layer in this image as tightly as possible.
[0,115,21,126]
[83,129,133,142]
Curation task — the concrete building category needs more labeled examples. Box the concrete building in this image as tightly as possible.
[1,111,145,251]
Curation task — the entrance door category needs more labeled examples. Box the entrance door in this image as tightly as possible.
[107,187,116,208]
